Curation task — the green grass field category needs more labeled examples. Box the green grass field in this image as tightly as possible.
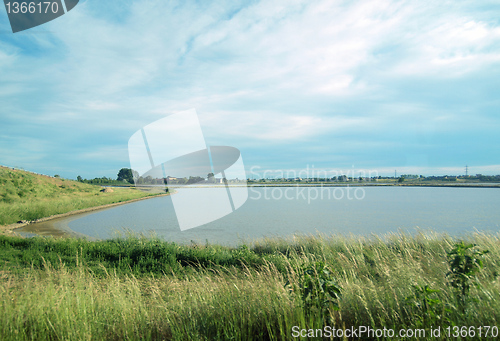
[0,167,163,226]
[0,231,498,340]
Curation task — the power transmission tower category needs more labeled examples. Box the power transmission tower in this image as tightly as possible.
[465,165,468,177]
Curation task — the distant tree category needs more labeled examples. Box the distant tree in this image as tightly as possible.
[77,175,83,182]
[207,172,215,183]
[398,176,405,183]
[54,174,60,178]
[187,176,204,184]
[117,168,137,184]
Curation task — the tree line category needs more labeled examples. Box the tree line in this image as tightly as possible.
[77,168,143,185]
[76,168,209,186]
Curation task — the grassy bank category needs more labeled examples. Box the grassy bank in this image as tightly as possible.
[0,231,498,340]
[0,167,164,226]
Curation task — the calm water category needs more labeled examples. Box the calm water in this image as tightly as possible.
[60,186,500,246]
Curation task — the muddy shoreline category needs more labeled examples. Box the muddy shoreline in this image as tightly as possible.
[1,193,170,238]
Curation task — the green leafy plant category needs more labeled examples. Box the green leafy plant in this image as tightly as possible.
[286,261,341,320]
[405,284,449,327]
[446,241,489,313]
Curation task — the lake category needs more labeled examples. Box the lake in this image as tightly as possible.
[25,186,498,246]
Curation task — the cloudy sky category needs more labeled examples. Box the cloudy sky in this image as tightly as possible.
[1,0,500,179]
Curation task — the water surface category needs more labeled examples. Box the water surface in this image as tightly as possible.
[60,186,500,245]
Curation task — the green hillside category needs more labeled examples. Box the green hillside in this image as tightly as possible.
[0,166,161,226]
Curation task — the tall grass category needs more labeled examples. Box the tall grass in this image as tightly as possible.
[0,261,297,340]
[0,231,499,340]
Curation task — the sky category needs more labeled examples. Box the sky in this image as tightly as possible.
[1,0,500,179]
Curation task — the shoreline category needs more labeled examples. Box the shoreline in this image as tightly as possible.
[1,192,170,237]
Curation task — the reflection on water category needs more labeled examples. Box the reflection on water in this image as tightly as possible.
[24,187,500,246]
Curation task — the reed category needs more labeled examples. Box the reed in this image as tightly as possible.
[0,231,499,340]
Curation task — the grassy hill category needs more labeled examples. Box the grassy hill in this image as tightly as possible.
[0,166,163,226]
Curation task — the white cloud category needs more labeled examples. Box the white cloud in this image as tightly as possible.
[1,0,500,177]
[85,101,120,111]
[389,17,500,77]
[200,110,370,144]
[27,0,499,122]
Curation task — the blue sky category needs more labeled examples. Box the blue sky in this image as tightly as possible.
[1,0,500,179]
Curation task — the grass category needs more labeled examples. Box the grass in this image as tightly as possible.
[0,167,164,226]
[0,231,499,340]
